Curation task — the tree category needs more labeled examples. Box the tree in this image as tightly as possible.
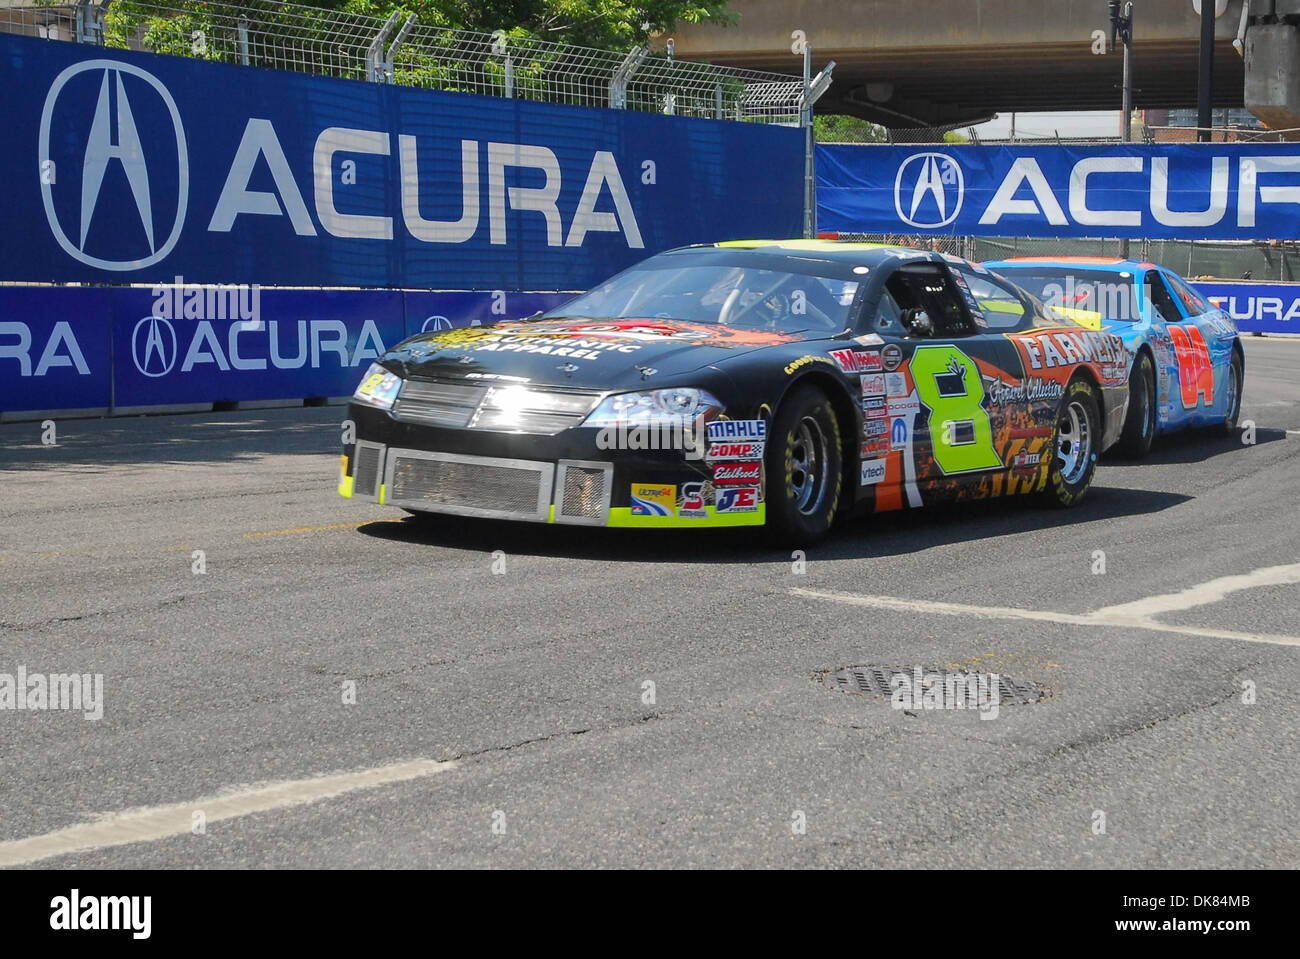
[814,114,888,144]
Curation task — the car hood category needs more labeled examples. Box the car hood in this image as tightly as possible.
[382,318,806,390]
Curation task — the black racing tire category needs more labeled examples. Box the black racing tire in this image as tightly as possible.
[1218,351,1243,434]
[764,384,843,545]
[1115,350,1157,459]
[1038,377,1100,509]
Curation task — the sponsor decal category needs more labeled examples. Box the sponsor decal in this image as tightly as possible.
[860,372,886,397]
[1012,450,1043,468]
[706,419,767,441]
[712,461,762,485]
[984,375,1065,406]
[1013,329,1125,370]
[861,395,888,419]
[829,348,882,373]
[630,483,676,516]
[864,417,891,438]
[860,458,887,486]
[887,395,921,418]
[680,481,708,518]
[885,371,908,397]
[495,322,707,341]
[715,485,760,513]
[882,343,903,371]
[1009,425,1054,439]
[783,354,835,375]
[861,438,891,457]
[705,441,764,461]
[890,416,909,451]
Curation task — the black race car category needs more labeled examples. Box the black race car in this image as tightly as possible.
[340,240,1130,542]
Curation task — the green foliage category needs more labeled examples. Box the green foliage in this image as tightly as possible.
[814,114,888,143]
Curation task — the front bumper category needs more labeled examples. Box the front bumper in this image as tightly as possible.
[339,403,765,528]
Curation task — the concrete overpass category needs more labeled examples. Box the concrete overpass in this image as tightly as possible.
[670,0,1300,132]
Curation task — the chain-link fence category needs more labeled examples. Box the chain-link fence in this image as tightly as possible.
[825,232,1300,282]
[0,0,805,123]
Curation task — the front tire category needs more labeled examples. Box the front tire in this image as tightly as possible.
[1116,351,1156,459]
[765,384,843,544]
[1039,378,1100,508]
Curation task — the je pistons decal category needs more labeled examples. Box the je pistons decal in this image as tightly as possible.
[716,486,760,512]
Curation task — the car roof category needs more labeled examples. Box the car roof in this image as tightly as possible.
[985,256,1157,272]
[667,238,950,268]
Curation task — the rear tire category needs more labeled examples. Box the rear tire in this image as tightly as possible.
[1116,351,1156,459]
[1219,351,1243,434]
[1039,378,1100,508]
[764,385,843,545]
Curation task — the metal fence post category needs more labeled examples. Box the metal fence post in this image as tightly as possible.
[609,46,646,109]
[365,11,401,83]
[75,0,111,45]
[380,14,416,83]
[237,18,250,66]
[799,55,834,239]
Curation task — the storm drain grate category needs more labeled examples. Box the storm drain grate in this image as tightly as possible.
[822,666,1051,707]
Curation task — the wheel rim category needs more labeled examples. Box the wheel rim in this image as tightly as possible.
[790,415,830,515]
[1055,399,1093,486]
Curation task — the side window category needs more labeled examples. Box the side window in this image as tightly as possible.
[958,268,1029,330]
[873,289,905,334]
[1145,272,1184,323]
[1165,272,1207,317]
[881,266,977,338]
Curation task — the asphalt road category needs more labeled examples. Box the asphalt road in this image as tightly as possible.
[1,337,1298,869]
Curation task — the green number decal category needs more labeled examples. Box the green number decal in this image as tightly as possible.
[909,344,1003,474]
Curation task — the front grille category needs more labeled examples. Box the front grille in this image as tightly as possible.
[387,450,552,520]
[468,386,597,435]
[352,442,383,498]
[392,380,486,428]
[557,463,611,524]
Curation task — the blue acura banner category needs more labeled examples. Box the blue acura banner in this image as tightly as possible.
[0,32,802,289]
[1,286,572,413]
[817,143,1300,240]
[1192,281,1300,334]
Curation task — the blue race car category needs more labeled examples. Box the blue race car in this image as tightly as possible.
[981,257,1244,458]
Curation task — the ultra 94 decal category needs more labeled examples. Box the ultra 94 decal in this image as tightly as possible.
[910,344,1003,474]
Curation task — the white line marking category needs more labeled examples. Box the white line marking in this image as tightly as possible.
[792,585,1300,649]
[0,758,455,868]
[1093,562,1300,620]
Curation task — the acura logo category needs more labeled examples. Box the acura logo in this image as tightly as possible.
[894,152,964,229]
[40,60,189,271]
[421,315,453,333]
[131,315,177,377]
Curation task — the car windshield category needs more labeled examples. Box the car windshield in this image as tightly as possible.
[991,266,1141,325]
[544,263,859,336]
